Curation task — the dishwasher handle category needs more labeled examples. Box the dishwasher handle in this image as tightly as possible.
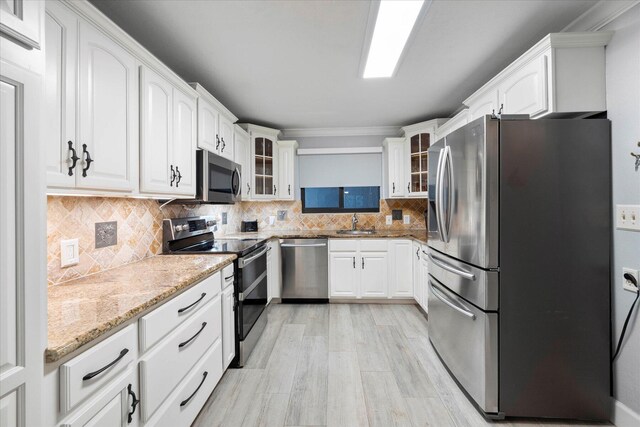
[280,243,327,248]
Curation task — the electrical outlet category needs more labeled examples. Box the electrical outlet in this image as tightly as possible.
[95,221,117,248]
[622,268,639,293]
[616,205,640,231]
[277,210,287,221]
[403,215,411,225]
[385,215,392,225]
[60,239,79,268]
[221,212,228,225]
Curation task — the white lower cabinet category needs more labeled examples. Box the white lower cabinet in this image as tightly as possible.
[329,239,413,299]
[221,264,236,369]
[412,241,422,305]
[60,368,138,427]
[419,245,429,313]
[389,240,413,298]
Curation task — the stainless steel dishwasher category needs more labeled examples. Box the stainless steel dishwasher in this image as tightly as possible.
[280,239,328,301]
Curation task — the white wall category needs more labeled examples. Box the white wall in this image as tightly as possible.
[603,3,640,422]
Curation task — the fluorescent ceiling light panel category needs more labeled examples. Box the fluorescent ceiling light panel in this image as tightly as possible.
[363,0,424,78]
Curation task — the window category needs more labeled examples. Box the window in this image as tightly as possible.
[302,186,380,213]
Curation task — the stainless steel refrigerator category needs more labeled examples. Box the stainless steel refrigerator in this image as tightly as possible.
[427,115,611,420]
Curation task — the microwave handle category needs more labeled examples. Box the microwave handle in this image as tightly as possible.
[232,168,241,196]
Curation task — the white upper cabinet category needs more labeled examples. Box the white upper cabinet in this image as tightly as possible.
[383,119,446,199]
[191,83,238,161]
[234,125,251,199]
[140,67,172,193]
[0,0,42,49]
[45,5,138,193]
[44,2,77,188]
[171,87,197,195]
[383,137,406,198]
[434,109,469,141]
[465,32,612,120]
[77,20,137,192]
[218,114,234,160]
[278,140,297,201]
[239,124,281,200]
[140,66,197,196]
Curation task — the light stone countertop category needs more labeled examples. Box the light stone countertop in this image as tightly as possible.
[46,254,236,363]
[221,229,429,244]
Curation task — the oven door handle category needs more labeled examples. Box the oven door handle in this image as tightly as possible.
[239,270,267,301]
[238,246,268,268]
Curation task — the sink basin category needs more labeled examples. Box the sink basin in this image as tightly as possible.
[336,229,377,235]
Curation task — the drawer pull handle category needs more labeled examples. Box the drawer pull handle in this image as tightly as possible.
[429,280,476,320]
[178,292,207,314]
[180,371,208,407]
[178,322,207,348]
[428,253,476,280]
[82,348,129,381]
[127,384,139,424]
[224,274,234,281]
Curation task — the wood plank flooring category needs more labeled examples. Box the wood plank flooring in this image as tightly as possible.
[193,304,610,427]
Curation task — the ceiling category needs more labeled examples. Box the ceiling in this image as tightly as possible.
[88,0,598,130]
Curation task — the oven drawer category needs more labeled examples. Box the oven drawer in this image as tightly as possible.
[59,324,137,414]
[139,271,221,353]
[139,295,221,422]
[428,250,498,310]
[427,275,499,414]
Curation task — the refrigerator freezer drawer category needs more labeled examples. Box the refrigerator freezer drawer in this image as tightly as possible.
[428,275,499,415]
[427,249,498,311]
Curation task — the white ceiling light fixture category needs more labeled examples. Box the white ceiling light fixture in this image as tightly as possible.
[362,0,426,79]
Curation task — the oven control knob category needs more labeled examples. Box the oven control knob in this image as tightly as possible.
[174,225,182,233]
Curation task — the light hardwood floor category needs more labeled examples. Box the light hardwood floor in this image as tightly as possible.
[193,304,610,427]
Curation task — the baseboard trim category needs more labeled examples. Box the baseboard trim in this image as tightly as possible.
[329,298,417,304]
[611,398,640,427]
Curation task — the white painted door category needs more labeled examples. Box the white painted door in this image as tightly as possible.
[251,136,277,199]
[389,240,413,298]
[77,21,136,192]
[44,3,77,188]
[222,285,235,369]
[387,140,406,197]
[197,98,219,153]
[412,241,421,303]
[0,0,42,49]
[234,130,250,199]
[360,252,388,298]
[278,142,295,200]
[467,89,499,122]
[218,115,234,160]
[171,87,197,196]
[0,57,45,427]
[329,252,359,298]
[499,54,548,117]
[139,67,172,194]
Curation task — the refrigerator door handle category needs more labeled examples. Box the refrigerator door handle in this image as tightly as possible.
[440,145,453,243]
[428,253,476,280]
[435,147,447,242]
[429,280,476,320]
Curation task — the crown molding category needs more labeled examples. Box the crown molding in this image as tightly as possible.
[562,0,639,32]
[297,147,383,156]
[281,126,402,138]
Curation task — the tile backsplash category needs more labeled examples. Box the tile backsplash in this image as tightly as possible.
[47,196,426,285]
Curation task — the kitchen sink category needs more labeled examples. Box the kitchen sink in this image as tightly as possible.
[336,229,377,235]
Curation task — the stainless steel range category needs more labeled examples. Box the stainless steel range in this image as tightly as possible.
[163,216,267,368]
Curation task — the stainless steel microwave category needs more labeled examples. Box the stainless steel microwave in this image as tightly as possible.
[196,150,241,204]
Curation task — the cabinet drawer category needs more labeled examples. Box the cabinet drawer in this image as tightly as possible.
[328,239,358,252]
[139,271,221,353]
[359,239,389,252]
[60,324,136,414]
[145,339,223,427]
[222,263,234,289]
[139,295,221,422]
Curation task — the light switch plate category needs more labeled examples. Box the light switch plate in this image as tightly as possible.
[616,205,640,231]
[60,238,79,268]
[385,215,392,225]
[403,215,411,225]
[221,212,228,225]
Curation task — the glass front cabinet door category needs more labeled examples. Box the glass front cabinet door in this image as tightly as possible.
[402,119,448,198]
[242,124,281,200]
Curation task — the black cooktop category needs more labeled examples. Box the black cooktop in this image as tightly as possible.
[175,238,264,257]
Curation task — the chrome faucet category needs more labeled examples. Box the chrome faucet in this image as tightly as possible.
[351,213,359,230]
